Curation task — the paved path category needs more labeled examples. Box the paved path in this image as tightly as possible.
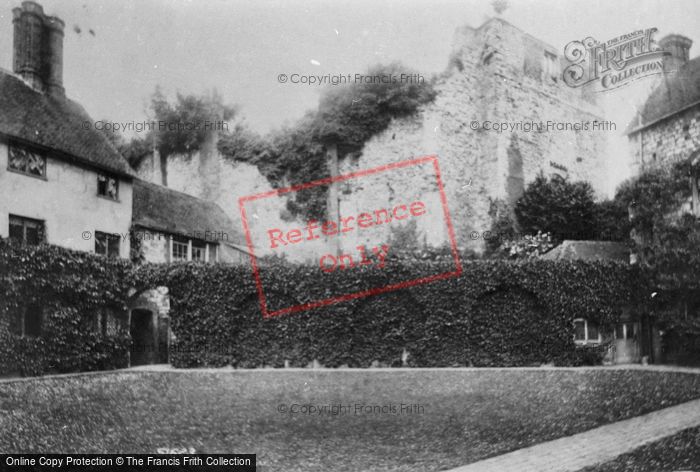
[443,397,700,472]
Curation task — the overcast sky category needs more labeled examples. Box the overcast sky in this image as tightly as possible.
[1,0,698,192]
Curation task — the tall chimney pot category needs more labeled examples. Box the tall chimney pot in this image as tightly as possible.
[44,16,65,97]
[12,1,65,98]
[659,34,693,73]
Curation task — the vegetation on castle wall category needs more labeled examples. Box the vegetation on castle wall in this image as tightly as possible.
[115,64,435,220]
[107,88,237,185]
[217,62,437,220]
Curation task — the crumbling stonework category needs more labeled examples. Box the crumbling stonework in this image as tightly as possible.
[134,144,295,258]
[336,18,608,254]
[136,17,609,259]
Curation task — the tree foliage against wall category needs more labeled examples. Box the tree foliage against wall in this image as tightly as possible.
[614,161,697,304]
[488,176,630,259]
[116,64,435,219]
[610,161,700,365]
[514,173,596,241]
[114,88,237,185]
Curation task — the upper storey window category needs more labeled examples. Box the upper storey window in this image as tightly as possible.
[98,173,119,200]
[8,142,46,178]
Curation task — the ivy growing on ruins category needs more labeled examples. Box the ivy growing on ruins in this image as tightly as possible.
[114,64,435,220]
[113,88,237,186]
[218,62,437,220]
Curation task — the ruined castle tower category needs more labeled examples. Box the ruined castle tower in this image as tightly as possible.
[334,17,609,254]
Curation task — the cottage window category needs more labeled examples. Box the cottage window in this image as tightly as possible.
[615,322,638,340]
[93,309,103,334]
[9,215,44,246]
[171,238,189,261]
[97,173,119,200]
[192,241,206,261]
[10,304,43,337]
[95,231,120,258]
[94,307,125,336]
[574,318,601,344]
[8,142,46,178]
[103,308,123,336]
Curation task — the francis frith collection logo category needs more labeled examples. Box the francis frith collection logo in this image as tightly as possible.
[563,28,669,90]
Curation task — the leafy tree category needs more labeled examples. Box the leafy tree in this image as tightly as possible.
[613,161,695,294]
[592,199,630,242]
[313,62,437,147]
[611,160,700,346]
[119,136,153,169]
[150,88,236,185]
[217,123,271,164]
[514,174,596,241]
[613,162,690,242]
[118,88,236,185]
[96,121,153,169]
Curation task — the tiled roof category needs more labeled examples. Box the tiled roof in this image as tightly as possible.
[0,70,134,177]
[132,179,245,245]
[541,240,629,262]
[626,56,700,134]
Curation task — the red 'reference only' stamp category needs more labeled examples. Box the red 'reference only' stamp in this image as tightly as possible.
[238,155,462,318]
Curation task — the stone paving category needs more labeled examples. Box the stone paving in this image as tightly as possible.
[443,397,700,472]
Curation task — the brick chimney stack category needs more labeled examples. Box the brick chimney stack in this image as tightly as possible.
[659,34,693,73]
[12,1,65,98]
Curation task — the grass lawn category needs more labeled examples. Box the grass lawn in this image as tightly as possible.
[580,425,700,472]
[1,369,700,472]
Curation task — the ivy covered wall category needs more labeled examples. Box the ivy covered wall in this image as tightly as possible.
[0,240,642,376]
[0,240,132,376]
[136,257,641,369]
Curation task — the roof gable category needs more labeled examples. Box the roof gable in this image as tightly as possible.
[132,179,244,246]
[541,240,629,262]
[626,57,700,134]
[0,70,134,177]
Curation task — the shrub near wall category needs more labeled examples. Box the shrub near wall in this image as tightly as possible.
[0,240,132,376]
[137,258,640,368]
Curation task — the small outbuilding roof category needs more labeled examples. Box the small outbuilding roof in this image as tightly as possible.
[541,240,629,262]
[132,179,245,246]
